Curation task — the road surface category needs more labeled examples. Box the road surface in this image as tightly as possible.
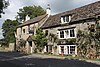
[0,51,100,67]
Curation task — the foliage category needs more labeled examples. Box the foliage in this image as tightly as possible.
[16,5,46,21]
[2,19,20,45]
[48,33,58,54]
[34,28,47,51]
[0,0,9,17]
[0,38,8,47]
[19,39,26,47]
[77,27,100,58]
[48,33,58,43]
[65,38,76,43]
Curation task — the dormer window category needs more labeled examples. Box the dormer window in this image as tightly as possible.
[61,15,71,23]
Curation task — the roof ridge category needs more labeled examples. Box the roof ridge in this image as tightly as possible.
[53,1,100,16]
[18,14,47,27]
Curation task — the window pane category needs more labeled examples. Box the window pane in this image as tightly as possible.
[70,46,75,54]
[49,46,52,52]
[60,31,64,38]
[67,46,69,54]
[70,29,75,37]
[63,16,66,22]
[61,46,64,53]
[66,16,69,22]
[45,30,48,36]
[23,29,25,33]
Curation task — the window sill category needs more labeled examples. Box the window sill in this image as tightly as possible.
[59,37,76,39]
[61,22,69,24]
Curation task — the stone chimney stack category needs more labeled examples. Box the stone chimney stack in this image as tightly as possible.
[46,4,51,17]
[25,15,30,21]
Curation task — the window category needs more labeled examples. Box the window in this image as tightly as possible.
[70,29,75,37]
[60,31,64,38]
[45,30,48,36]
[49,45,52,52]
[58,28,76,39]
[28,25,34,34]
[90,24,95,32]
[61,15,71,23]
[23,29,25,34]
[67,46,76,54]
[61,46,64,53]
[70,46,75,54]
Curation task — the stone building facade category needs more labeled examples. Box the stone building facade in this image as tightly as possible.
[16,1,100,55]
[41,1,100,55]
[16,14,49,53]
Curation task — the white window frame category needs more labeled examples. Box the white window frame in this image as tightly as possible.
[61,16,71,24]
[67,45,76,55]
[59,30,65,39]
[58,45,76,55]
[22,29,25,34]
[58,28,76,39]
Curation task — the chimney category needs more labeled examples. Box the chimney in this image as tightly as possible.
[46,4,51,17]
[25,15,30,21]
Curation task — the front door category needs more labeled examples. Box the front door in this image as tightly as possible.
[61,46,64,54]
[28,41,32,53]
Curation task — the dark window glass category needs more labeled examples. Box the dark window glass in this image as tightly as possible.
[61,46,64,53]
[45,30,48,36]
[63,16,66,22]
[60,31,64,38]
[66,16,69,22]
[90,24,95,32]
[70,46,75,54]
[70,29,75,37]
[23,29,25,33]
[62,16,69,22]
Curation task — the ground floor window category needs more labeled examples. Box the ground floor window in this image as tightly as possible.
[59,45,76,55]
[48,45,52,52]
[61,46,64,53]
[67,46,75,54]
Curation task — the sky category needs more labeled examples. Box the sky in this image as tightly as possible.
[0,0,99,39]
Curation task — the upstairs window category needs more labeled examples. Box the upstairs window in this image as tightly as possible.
[61,15,71,23]
[28,26,34,34]
[23,29,25,34]
[58,28,76,39]
[70,29,75,37]
[45,30,48,36]
[60,31,64,38]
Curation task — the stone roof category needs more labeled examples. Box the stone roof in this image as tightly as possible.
[42,1,100,28]
[18,14,47,27]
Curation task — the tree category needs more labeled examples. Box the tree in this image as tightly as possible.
[34,28,47,52]
[0,0,9,17]
[16,5,46,21]
[48,33,58,53]
[2,19,20,46]
[0,38,8,47]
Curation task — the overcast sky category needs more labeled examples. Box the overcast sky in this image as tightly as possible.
[0,0,99,39]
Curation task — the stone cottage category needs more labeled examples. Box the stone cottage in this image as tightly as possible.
[16,1,100,55]
[41,1,100,55]
[16,5,51,53]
